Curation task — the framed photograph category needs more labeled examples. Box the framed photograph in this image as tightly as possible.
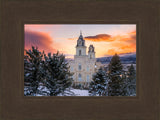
[24,24,136,97]
[0,0,159,120]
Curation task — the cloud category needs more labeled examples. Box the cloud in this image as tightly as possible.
[103,31,136,55]
[84,34,114,42]
[106,43,136,55]
[129,31,136,43]
[68,31,136,44]
[107,49,117,55]
[25,30,56,54]
[118,31,136,43]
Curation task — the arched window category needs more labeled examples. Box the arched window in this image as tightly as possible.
[90,54,92,59]
[79,50,81,56]
[87,75,90,82]
[78,63,81,70]
[78,73,82,81]
[87,66,89,71]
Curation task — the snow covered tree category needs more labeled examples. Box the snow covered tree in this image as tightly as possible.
[89,67,108,96]
[108,53,127,96]
[44,52,73,96]
[126,64,136,96]
[24,46,44,96]
[24,55,33,96]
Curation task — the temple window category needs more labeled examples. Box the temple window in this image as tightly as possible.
[78,73,82,81]
[78,63,81,70]
[87,66,89,71]
[90,55,92,59]
[79,50,81,56]
[87,75,90,82]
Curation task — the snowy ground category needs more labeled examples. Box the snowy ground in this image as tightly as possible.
[33,86,89,96]
[58,88,89,96]
[70,89,89,96]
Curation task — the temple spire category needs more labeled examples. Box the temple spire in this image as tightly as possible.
[80,30,82,35]
[76,31,86,47]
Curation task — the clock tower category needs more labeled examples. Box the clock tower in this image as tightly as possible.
[76,31,87,56]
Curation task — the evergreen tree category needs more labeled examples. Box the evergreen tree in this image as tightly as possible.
[126,64,136,96]
[108,53,127,96]
[24,55,33,96]
[89,67,108,96]
[44,52,73,96]
[24,46,44,96]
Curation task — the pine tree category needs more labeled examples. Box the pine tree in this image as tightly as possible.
[44,52,73,96]
[24,55,33,96]
[108,53,127,96]
[126,64,136,96]
[89,67,108,96]
[24,46,44,96]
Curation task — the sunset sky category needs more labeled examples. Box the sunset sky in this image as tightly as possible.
[24,24,136,58]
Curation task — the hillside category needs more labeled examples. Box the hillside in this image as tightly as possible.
[96,54,136,64]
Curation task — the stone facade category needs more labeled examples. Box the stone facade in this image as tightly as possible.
[68,32,102,87]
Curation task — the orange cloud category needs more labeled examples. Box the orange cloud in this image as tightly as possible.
[100,31,136,56]
[25,30,57,54]
[106,43,136,55]
[84,34,114,42]
[107,49,117,55]
[68,31,136,44]
[128,31,136,42]
[128,31,136,35]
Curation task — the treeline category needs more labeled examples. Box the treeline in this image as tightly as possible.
[24,46,73,96]
[89,54,136,96]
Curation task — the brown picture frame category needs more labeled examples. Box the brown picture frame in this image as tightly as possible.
[0,0,159,120]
